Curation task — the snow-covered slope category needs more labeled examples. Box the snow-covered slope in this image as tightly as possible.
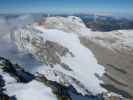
[0,62,57,100]
[12,24,106,95]
[38,16,86,34]
[4,80,57,100]
[34,16,133,98]
[10,15,133,98]
[39,16,133,55]
[80,29,133,54]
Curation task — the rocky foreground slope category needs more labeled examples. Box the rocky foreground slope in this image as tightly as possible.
[1,56,104,100]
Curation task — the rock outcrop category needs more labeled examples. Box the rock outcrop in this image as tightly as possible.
[37,16,86,34]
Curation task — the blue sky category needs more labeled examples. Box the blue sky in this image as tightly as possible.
[0,0,133,14]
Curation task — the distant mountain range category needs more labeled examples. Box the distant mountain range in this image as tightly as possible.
[0,13,133,32]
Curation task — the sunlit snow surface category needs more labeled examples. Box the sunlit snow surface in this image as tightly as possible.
[18,25,106,94]
[0,69,57,100]
[4,80,57,100]
[43,16,133,53]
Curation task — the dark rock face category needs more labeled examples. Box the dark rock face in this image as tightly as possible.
[0,75,5,100]
[0,75,5,88]
[0,57,35,83]
[32,40,74,71]
[0,75,17,100]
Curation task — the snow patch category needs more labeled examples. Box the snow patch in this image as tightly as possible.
[4,80,57,100]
